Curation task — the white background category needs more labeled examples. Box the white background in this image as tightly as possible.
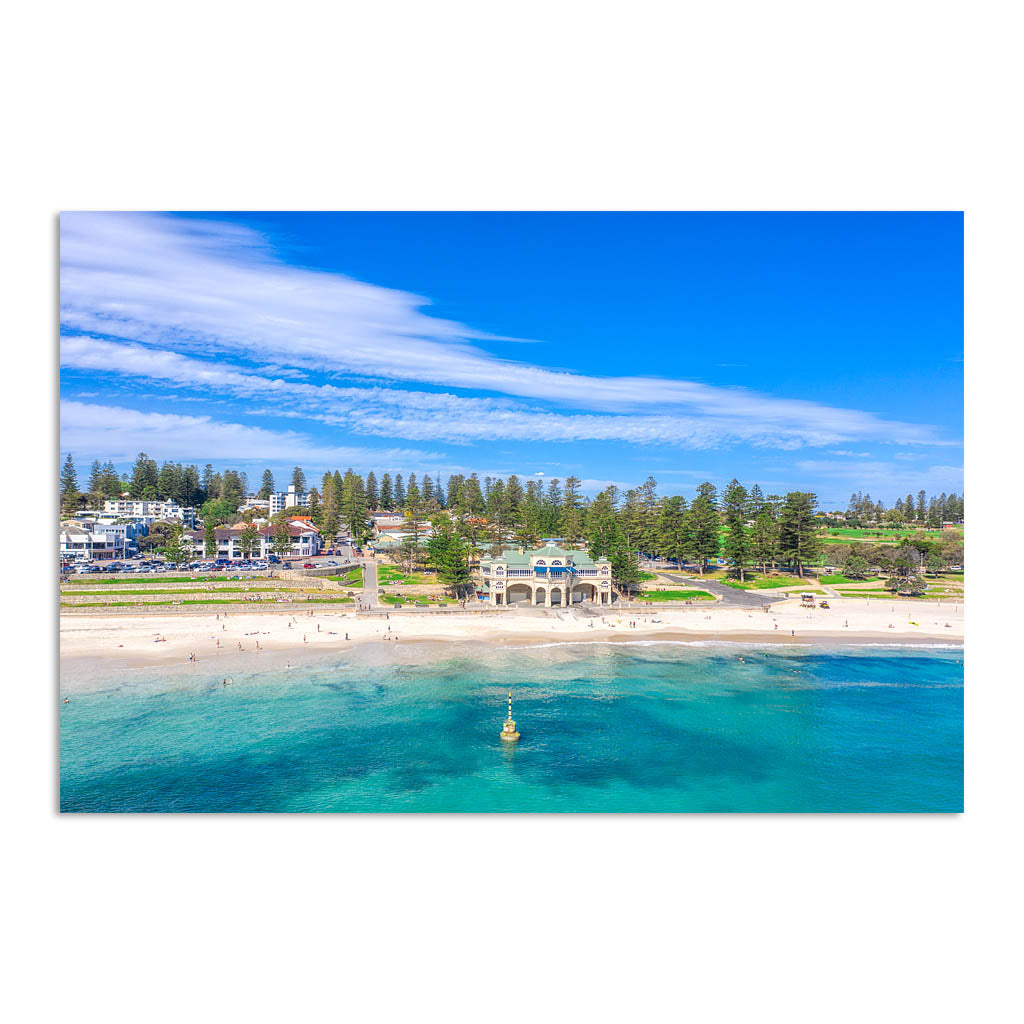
[3,2,1020,1021]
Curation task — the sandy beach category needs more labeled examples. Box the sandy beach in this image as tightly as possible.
[60,596,963,676]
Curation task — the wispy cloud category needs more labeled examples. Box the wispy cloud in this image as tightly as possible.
[59,400,442,467]
[59,213,953,450]
[61,334,954,451]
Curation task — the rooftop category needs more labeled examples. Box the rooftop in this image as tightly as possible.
[480,542,609,567]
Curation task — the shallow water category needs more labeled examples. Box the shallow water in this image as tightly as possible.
[59,643,963,812]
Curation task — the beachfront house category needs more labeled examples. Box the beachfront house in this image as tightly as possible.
[184,520,322,560]
[478,543,613,606]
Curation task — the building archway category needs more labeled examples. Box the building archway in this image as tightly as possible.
[550,586,563,606]
[574,583,597,603]
[534,586,546,606]
[506,583,532,605]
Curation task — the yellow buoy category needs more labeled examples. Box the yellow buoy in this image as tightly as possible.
[500,689,520,742]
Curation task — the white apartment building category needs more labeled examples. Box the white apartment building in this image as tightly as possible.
[102,499,196,524]
[60,520,134,561]
[239,496,271,514]
[268,485,309,515]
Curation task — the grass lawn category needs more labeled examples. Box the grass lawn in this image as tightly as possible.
[378,568,431,585]
[639,590,715,601]
[824,527,955,539]
[379,593,452,606]
[61,597,353,608]
[818,574,881,585]
[327,568,363,585]
[61,586,311,597]
[723,575,806,590]
[638,571,658,581]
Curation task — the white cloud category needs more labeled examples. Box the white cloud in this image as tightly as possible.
[61,335,954,451]
[59,400,442,468]
[59,213,952,448]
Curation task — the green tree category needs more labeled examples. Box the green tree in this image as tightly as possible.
[292,466,307,492]
[365,471,379,509]
[750,511,779,574]
[721,479,751,581]
[340,469,369,542]
[220,470,244,510]
[138,520,175,553]
[157,461,183,501]
[379,473,394,510]
[585,488,622,560]
[686,483,720,574]
[240,522,259,558]
[427,514,473,597]
[561,476,584,546]
[272,521,292,558]
[60,453,80,514]
[657,495,690,567]
[885,548,926,595]
[610,545,644,598]
[485,479,512,547]
[844,553,870,579]
[200,497,240,526]
[259,469,275,499]
[87,459,103,498]
[204,521,217,558]
[129,452,159,498]
[160,524,190,566]
[778,492,821,577]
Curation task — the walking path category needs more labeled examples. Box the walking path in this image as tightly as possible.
[356,559,379,610]
[658,573,781,609]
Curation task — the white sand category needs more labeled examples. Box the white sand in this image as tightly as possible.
[60,597,963,669]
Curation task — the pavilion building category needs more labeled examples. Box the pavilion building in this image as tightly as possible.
[478,543,613,606]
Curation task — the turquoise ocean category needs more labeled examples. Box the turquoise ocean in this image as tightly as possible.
[59,642,963,812]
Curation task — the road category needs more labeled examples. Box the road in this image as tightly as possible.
[658,573,784,609]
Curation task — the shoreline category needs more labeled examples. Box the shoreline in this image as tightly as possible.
[60,598,964,682]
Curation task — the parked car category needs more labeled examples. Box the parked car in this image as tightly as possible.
[303,562,315,569]
[283,562,292,569]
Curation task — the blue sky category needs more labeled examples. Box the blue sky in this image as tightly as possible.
[59,212,963,507]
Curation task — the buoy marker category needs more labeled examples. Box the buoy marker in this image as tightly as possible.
[501,688,521,742]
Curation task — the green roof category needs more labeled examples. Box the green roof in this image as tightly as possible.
[482,543,609,567]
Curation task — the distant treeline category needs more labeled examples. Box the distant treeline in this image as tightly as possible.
[844,489,964,529]
[59,454,964,584]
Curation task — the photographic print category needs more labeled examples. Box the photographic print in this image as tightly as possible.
[58,212,964,812]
